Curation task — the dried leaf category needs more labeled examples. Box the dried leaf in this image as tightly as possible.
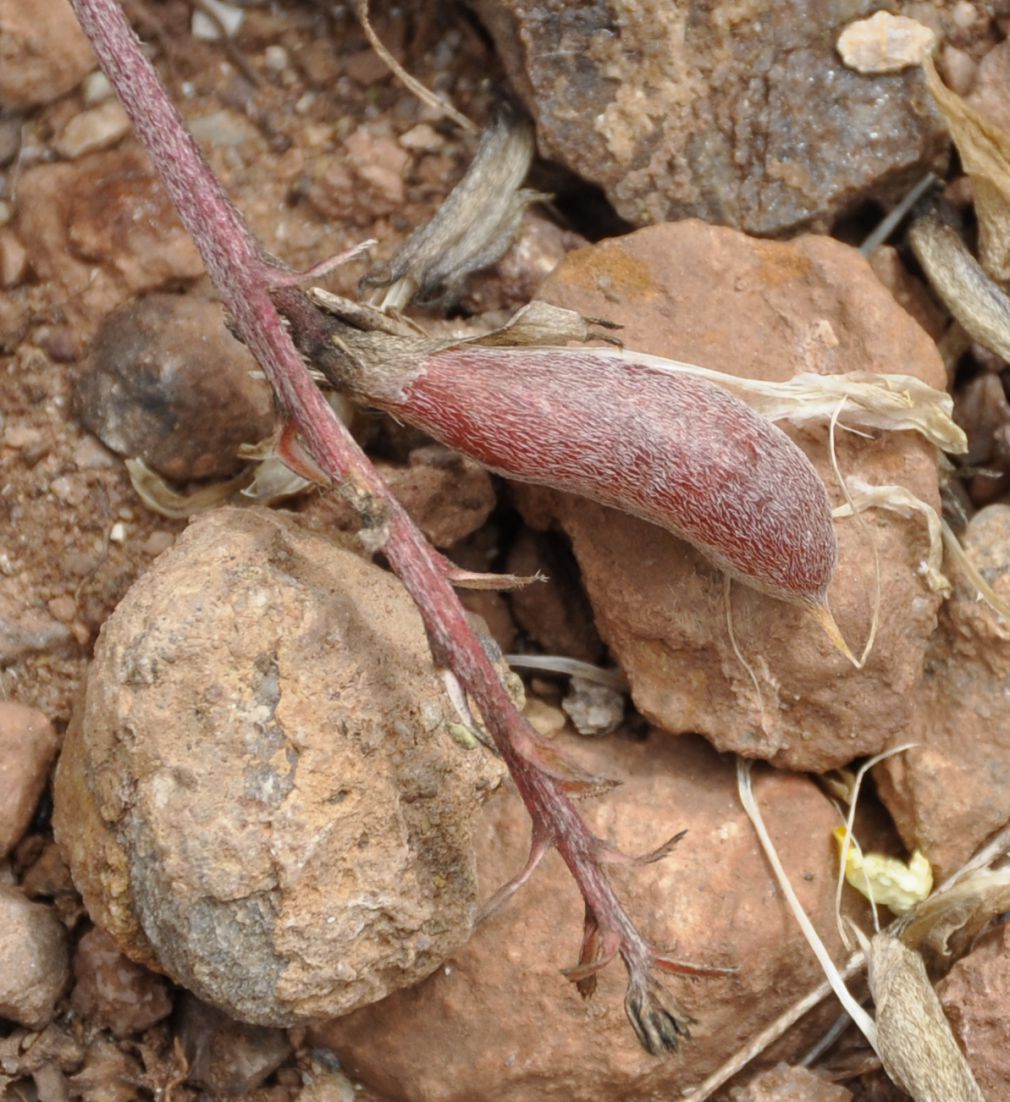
[896,866,1010,964]
[125,458,252,519]
[924,54,1010,281]
[868,933,984,1102]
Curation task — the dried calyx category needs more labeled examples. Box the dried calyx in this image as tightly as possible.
[361,99,546,309]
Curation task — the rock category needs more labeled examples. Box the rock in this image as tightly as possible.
[470,0,946,235]
[13,150,204,339]
[54,100,132,159]
[313,732,852,1102]
[177,994,291,1094]
[938,923,1010,1098]
[967,38,1010,134]
[524,221,945,771]
[836,12,935,74]
[71,926,173,1037]
[506,529,603,662]
[0,586,74,665]
[876,505,1010,877]
[298,445,496,549]
[308,125,409,224]
[731,1063,854,1100]
[53,508,504,1025]
[74,292,274,481]
[954,373,1010,468]
[0,887,70,1029]
[0,0,96,109]
[380,446,496,548]
[0,701,61,858]
[561,677,624,736]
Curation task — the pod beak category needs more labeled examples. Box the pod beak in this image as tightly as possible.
[808,602,860,668]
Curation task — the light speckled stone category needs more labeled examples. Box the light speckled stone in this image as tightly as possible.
[54,507,504,1025]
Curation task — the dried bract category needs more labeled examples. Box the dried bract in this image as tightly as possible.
[363,102,544,307]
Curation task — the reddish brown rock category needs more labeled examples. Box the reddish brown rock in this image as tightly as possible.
[877,504,1010,877]
[13,150,204,340]
[506,529,603,662]
[0,701,60,858]
[53,508,504,1026]
[523,221,945,771]
[74,292,275,480]
[71,926,173,1037]
[731,1063,854,1100]
[0,888,70,1029]
[471,0,948,235]
[177,994,291,1094]
[967,38,1010,134]
[938,924,1010,1098]
[0,0,96,109]
[298,446,496,549]
[313,733,853,1102]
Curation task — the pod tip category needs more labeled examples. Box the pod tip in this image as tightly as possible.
[808,602,860,667]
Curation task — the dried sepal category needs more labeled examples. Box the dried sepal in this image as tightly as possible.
[923,53,1010,281]
[895,867,1010,965]
[363,101,545,308]
[908,203,1010,364]
[125,458,253,519]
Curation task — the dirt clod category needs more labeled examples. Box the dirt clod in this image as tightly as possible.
[0,0,96,109]
[177,992,292,1095]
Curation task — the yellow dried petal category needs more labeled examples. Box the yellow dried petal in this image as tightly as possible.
[834,827,933,914]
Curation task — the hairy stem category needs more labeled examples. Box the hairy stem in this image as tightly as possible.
[69,0,683,1050]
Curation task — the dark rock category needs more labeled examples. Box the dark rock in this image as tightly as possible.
[471,0,951,235]
[75,293,274,481]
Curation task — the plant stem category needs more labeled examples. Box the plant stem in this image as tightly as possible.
[68,0,686,1051]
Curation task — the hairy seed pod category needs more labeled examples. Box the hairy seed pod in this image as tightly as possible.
[279,290,840,626]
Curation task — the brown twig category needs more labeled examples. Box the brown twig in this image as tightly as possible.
[67,0,693,1053]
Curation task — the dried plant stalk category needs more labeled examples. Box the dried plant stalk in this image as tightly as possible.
[69,0,700,1054]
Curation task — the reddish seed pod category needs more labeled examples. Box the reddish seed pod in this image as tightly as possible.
[365,345,838,610]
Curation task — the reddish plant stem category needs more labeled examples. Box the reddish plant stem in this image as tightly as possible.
[69,0,677,1049]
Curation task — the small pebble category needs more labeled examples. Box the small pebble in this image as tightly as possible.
[140,530,175,556]
[81,70,113,105]
[0,887,70,1029]
[0,230,27,288]
[72,926,173,1037]
[74,293,274,482]
[72,435,118,470]
[191,0,244,41]
[54,100,130,159]
[0,701,60,859]
[178,995,291,1094]
[47,596,77,624]
[264,45,288,72]
[836,12,935,74]
[562,677,625,737]
[399,123,441,152]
